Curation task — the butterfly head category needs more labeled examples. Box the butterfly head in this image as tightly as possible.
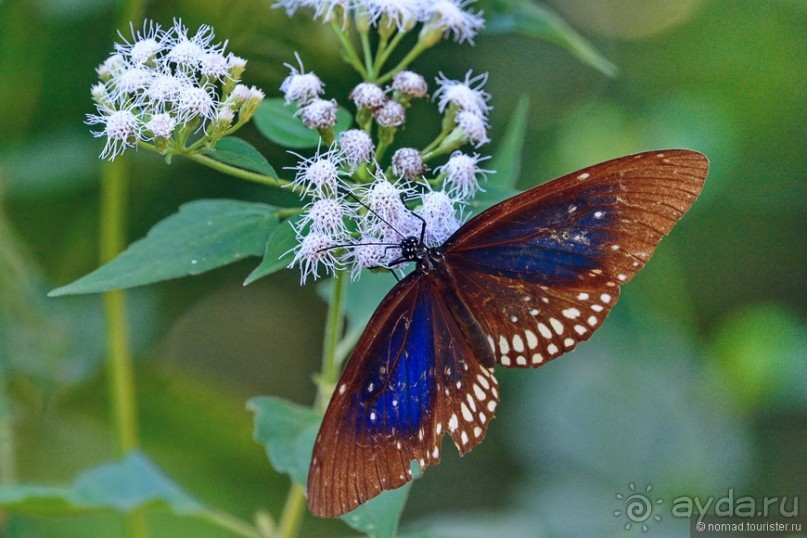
[399,235,443,274]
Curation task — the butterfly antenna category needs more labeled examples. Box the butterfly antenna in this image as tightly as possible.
[338,185,409,240]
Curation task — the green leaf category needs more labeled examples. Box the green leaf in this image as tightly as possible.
[203,136,277,178]
[50,200,279,296]
[248,396,413,537]
[488,95,530,190]
[487,0,618,77]
[248,396,320,487]
[243,216,301,285]
[253,98,353,149]
[0,451,206,516]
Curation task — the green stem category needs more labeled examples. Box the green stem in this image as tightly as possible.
[274,275,346,538]
[359,31,374,79]
[330,20,368,78]
[276,484,306,538]
[373,30,407,77]
[100,159,148,538]
[317,274,347,413]
[202,510,264,538]
[185,152,296,190]
[376,41,429,85]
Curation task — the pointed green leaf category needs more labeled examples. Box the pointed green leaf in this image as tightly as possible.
[50,200,279,296]
[487,0,618,77]
[203,136,278,178]
[248,396,320,487]
[253,98,353,149]
[0,451,206,516]
[243,216,300,285]
[489,96,530,190]
[248,396,413,538]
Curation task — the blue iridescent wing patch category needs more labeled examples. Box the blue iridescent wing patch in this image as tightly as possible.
[307,275,499,517]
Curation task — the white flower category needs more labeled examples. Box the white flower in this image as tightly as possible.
[177,86,217,123]
[338,129,375,167]
[436,151,491,198]
[289,148,344,196]
[434,70,491,116]
[365,0,427,31]
[374,100,406,127]
[392,70,428,98]
[87,107,143,160]
[144,73,187,106]
[164,20,220,70]
[199,51,230,78]
[425,0,485,44]
[91,82,108,103]
[456,110,489,147]
[146,113,177,139]
[97,54,126,80]
[362,176,419,237]
[280,54,324,105]
[350,82,387,110]
[114,21,165,64]
[349,238,390,280]
[297,98,339,129]
[289,230,341,284]
[392,147,425,179]
[299,197,353,234]
[109,66,153,100]
[416,189,462,245]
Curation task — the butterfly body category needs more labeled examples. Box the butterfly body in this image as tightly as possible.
[307,150,709,517]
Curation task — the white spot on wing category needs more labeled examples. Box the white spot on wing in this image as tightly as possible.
[577,172,590,180]
[538,323,552,339]
[449,414,459,431]
[512,334,524,352]
[525,330,538,349]
[577,292,590,300]
[549,317,564,335]
[498,335,510,355]
[548,343,559,355]
[562,308,581,319]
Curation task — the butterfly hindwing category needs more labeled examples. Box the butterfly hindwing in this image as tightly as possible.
[443,150,708,368]
[307,274,500,517]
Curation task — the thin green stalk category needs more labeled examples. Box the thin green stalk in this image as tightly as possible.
[276,275,346,538]
[318,274,347,410]
[376,41,429,84]
[100,158,148,538]
[330,20,368,78]
[276,483,307,538]
[202,510,265,538]
[359,31,374,79]
[184,152,297,191]
[373,30,407,77]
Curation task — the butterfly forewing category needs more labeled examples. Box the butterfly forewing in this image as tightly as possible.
[443,150,708,368]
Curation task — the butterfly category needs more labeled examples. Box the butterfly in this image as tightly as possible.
[307,149,709,517]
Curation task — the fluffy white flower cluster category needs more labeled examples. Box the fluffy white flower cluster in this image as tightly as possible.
[434,70,491,148]
[276,0,485,44]
[87,19,264,160]
[288,141,489,283]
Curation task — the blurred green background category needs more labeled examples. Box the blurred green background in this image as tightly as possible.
[0,0,805,536]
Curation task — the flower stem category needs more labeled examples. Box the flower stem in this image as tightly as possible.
[376,41,429,84]
[373,30,407,77]
[100,158,148,538]
[317,274,347,412]
[276,483,307,538]
[201,510,265,538]
[330,21,368,78]
[359,31,374,79]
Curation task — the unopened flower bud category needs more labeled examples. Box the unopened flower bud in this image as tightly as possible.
[297,98,338,129]
[392,147,426,180]
[392,71,428,99]
[374,100,405,128]
[350,82,387,110]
